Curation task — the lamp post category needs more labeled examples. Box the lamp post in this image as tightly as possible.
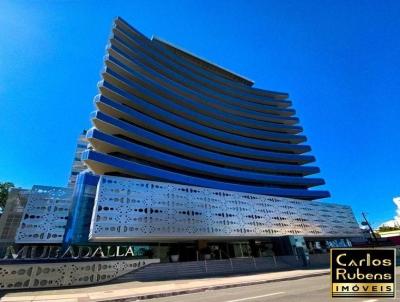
[361,212,378,246]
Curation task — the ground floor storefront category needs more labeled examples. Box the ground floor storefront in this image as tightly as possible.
[148,236,353,262]
[0,236,355,263]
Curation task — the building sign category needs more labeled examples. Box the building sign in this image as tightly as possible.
[326,239,352,248]
[1,245,153,260]
[331,248,396,298]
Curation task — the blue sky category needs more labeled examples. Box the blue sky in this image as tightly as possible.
[0,0,399,227]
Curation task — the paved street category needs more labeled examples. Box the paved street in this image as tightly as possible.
[0,269,328,301]
[2,269,398,302]
[146,274,400,302]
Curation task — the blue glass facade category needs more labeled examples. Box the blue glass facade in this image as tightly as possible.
[63,172,99,245]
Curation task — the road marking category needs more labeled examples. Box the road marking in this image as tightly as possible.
[362,300,378,302]
[224,292,285,302]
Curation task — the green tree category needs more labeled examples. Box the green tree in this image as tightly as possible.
[378,226,400,232]
[0,182,14,209]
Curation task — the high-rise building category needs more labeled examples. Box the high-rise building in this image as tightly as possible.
[83,17,328,201]
[67,130,89,188]
[63,17,360,260]
[0,130,85,250]
[0,188,30,252]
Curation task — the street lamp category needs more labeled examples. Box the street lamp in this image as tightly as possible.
[361,212,378,246]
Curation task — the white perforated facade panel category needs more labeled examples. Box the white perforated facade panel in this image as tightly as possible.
[0,258,159,289]
[89,176,360,241]
[15,186,73,243]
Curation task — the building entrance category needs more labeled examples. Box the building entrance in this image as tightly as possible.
[229,242,252,257]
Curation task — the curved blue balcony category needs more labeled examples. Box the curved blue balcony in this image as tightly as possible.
[100,75,299,135]
[116,17,291,101]
[106,40,297,119]
[90,110,315,164]
[83,17,330,200]
[85,125,318,175]
[82,149,330,200]
[113,19,292,107]
[98,77,310,153]
[105,53,297,124]
[87,128,324,188]
[101,66,303,144]
[99,72,309,152]
[95,89,308,153]
[112,28,291,109]
[102,64,298,127]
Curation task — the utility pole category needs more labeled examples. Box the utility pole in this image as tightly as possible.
[361,212,378,246]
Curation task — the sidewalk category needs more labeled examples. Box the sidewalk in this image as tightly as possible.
[0,268,329,302]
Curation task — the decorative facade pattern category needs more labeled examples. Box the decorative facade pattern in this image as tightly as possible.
[0,258,159,290]
[82,17,330,200]
[89,176,360,241]
[15,186,73,244]
[0,189,30,244]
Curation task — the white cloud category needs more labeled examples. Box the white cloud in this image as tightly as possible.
[379,197,400,228]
